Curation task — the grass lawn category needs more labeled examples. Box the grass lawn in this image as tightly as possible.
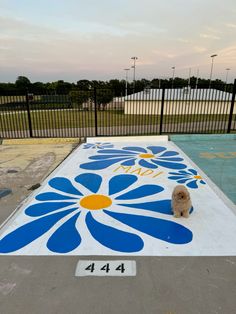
[0,109,233,132]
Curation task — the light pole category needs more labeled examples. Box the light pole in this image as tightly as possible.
[195,68,199,89]
[209,54,217,89]
[225,68,230,91]
[188,67,191,87]
[124,68,130,96]
[171,66,175,89]
[131,56,138,93]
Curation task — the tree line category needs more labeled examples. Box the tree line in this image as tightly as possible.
[0,75,233,96]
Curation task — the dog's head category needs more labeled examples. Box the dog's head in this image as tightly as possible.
[172,185,190,201]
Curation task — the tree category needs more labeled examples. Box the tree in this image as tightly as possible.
[15,76,31,90]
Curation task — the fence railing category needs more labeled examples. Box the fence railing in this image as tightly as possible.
[0,80,235,139]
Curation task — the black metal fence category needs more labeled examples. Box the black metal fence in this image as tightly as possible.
[0,80,235,139]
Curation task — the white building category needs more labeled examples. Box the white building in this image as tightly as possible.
[124,88,235,115]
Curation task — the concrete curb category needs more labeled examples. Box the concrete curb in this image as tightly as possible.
[2,138,82,145]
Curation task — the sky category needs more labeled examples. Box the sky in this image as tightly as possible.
[0,0,236,83]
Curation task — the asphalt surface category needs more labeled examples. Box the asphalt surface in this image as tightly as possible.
[0,139,235,314]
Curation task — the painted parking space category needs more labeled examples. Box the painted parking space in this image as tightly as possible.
[171,134,236,204]
[0,136,236,256]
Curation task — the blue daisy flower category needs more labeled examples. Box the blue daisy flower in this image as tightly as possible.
[168,169,206,189]
[80,146,187,170]
[83,142,114,149]
[0,174,193,254]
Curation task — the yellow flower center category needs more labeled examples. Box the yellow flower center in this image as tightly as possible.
[194,175,202,180]
[80,194,112,210]
[139,153,155,159]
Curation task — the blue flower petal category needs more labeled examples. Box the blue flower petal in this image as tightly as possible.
[101,143,113,148]
[157,157,183,162]
[120,201,194,215]
[119,200,173,215]
[176,178,191,184]
[89,154,133,160]
[25,202,76,217]
[122,146,147,153]
[169,170,190,175]
[147,146,166,154]
[36,192,78,201]
[104,211,193,245]
[109,174,138,196]
[97,149,136,155]
[0,208,77,253]
[86,212,144,252]
[75,173,102,193]
[139,159,158,169]
[159,151,179,157]
[186,180,198,189]
[200,180,206,185]
[168,175,188,180]
[121,158,136,166]
[152,159,187,169]
[80,157,130,170]
[188,169,198,175]
[47,212,81,253]
[49,177,82,196]
[116,184,163,200]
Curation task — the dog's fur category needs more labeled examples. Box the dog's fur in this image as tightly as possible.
[171,185,191,218]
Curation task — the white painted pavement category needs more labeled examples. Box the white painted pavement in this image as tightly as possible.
[0,136,236,256]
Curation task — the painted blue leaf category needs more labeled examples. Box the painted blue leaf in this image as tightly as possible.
[147,146,166,154]
[152,159,187,169]
[186,180,198,189]
[0,208,77,253]
[121,158,136,166]
[139,159,158,169]
[122,146,147,153]
[36,192,78,201]
[80,157,129,170]
[47,212,81,253]
[116,184,163,200]
[75,173,102,193]
[109,174,138,196]
[86,212,144,252]
[104,211,193,245]
[49,177,82,196]
[97,149,136,155]
[25,202,76,217]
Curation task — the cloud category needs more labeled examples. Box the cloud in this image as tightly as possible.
[225,23,236,28]
[200,33,221,40]
[193,46,207,53]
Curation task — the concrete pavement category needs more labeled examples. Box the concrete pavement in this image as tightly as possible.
[0,139,235,314]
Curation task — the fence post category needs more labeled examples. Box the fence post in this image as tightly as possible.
[26,92,33,138]
[94,87,98,137]
[159,88,165,135]
[227,79,236,133]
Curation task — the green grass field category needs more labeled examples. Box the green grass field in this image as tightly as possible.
[0,109,233,132]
